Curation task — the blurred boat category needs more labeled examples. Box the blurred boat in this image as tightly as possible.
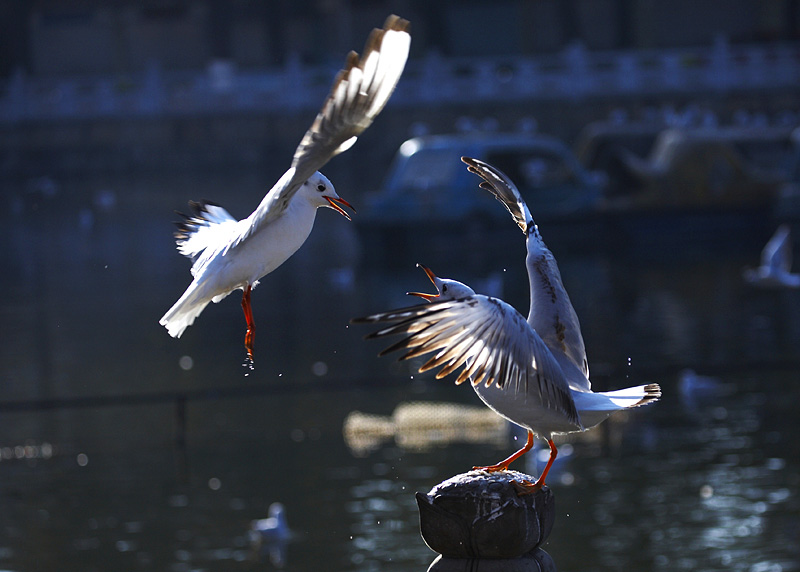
[343,401,509,457]
[358,126,798,262]
[610,125,794,212]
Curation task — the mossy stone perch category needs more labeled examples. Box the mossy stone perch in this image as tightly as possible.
[416,470,556,571]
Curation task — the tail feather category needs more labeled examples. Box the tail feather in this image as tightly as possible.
[636,383,662,407]
[599,383,662,409]
[573,383,661,429]
[159,287,211,338]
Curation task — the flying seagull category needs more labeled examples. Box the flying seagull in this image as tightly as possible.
[743,224,800,289]
[160,16,411,361]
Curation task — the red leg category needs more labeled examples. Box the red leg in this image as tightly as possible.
[474,430,535,472]
[514,438,558,495]
[241,284,255,359]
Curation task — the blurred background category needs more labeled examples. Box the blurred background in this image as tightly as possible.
[1,1,799,571]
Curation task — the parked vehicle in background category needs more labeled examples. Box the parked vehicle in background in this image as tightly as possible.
[357,125,799,263]
[774,126,800,222]
[358,132,607,228]
[610,125,796,211]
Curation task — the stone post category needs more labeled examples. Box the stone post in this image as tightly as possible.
[416,470,556,571]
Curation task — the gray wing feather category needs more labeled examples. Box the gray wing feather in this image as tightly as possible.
[354,296,580,426]
[292,15,410,182]
[234,16,410,246]
[461,156,534,234]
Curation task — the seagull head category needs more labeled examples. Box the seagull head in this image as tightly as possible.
[306,172,355,220]
[407,264,475,302]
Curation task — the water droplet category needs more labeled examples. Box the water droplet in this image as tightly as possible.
[766,458,786,471]
[312,361,328,376]
[76,453,89,467]
[208,477,222,491]
[242,355,255,373]
[179,355,193,371]
[116,540,137,552]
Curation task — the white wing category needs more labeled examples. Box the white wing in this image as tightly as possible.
[355,295,580,426]
[235,15,411,245]
[462,157,590,386]
[174,200,243,275]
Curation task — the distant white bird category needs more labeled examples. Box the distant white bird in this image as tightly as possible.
[160,16,411,361]
[249,502,290,567]
[355,157,660,492]
[249,502,290,544]
[743,224,800,289]
[677,368,732,413]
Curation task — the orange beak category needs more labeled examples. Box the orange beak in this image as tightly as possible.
[325,196,355,220]
[407,264,439,301]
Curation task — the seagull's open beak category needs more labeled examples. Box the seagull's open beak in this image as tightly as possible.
[325,196,355,220]
[407,264,440,301]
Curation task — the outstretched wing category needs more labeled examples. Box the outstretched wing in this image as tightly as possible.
[292,15,411,183]
[242,16,411,238]
[462,156,591,388]
[354,295,580,426]
[461,156,534,235]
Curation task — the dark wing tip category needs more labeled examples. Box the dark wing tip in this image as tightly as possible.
[171,198,225,239]
[360,15,410,73]
[344,50,359,71]
[631,383,662,408]
[187,198,222,214]
[290,14,410,179]
[384,14,411,33]
[461,156,529,233]
[641,383,662,404]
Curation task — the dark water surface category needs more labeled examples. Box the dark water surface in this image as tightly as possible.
[1,172,799,571]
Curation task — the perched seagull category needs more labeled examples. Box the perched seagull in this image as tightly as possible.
[160,16,411,361]
[743,224,800,289]
[354,157,660,492]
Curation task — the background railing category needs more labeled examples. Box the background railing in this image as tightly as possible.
[1,39,799,122]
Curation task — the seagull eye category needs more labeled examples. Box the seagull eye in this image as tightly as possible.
[317,184,326,192]
[442,285,448,292]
